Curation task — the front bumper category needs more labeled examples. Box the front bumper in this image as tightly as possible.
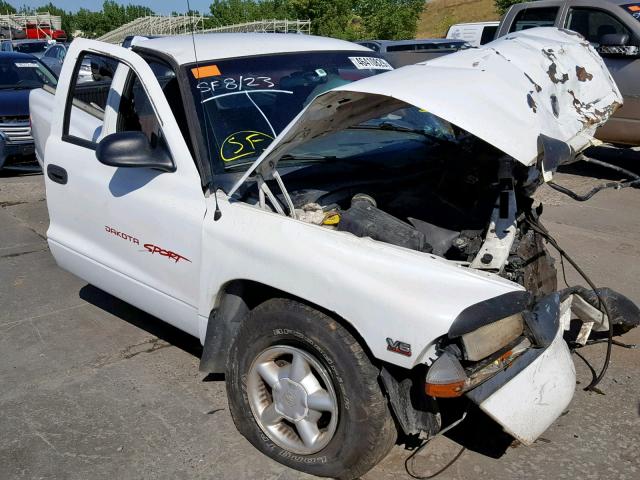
[465,296,575,445]
[0,136,36,170]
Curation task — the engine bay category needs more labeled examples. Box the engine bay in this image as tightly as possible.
[238,138,557,297]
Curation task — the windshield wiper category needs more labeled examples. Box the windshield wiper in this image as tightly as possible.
[279,152,338,163]
[348,122,448,143]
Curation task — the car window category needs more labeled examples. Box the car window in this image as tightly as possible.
[44,46,56,58]
[13,42,48,55]
[0,57,57,89]
[480,25,498,45]
[509,7,559,32]
[116,60,191,153]
[64,52,119,145]
[116,71,164,147]
[566,8,631,45]
[387,44,416,52]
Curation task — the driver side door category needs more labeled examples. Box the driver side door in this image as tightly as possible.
[44,40,206,337]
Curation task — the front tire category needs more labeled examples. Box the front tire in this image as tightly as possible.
[226,298,396,479]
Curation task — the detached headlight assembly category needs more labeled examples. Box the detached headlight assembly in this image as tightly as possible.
[460,313,524,361]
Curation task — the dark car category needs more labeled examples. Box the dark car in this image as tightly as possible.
[357,39,472,67]
[3,39,51,58]
[0,25,27,40]
[0,51,57,171]
[40,42,69,77]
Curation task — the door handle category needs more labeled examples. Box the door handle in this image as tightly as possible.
[47,164,68,185]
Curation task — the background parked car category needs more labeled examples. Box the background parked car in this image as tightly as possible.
[1,39,52,58]
[0,25,27,40]
[497,0,640,146]
[357,39,472,67]
[41,42,104,84]
[446,21,500,47]
[121,35,163,48]
[0,51,57,171]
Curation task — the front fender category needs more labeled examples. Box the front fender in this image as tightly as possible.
[200,199,524,369]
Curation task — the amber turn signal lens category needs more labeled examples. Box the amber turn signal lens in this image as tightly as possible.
[425,380,466,398]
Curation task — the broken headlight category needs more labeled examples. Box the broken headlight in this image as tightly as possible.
[460,313,524,361]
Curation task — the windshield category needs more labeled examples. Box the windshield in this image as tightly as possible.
[13,43,48,55]
[188,51,399,171]
[0,57,57,89]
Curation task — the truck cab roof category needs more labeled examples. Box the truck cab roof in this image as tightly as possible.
[133,33,370,66]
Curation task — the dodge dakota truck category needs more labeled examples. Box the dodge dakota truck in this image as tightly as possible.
[30,29,639,479]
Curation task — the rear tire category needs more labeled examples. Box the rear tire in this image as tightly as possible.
[226,298,396,479]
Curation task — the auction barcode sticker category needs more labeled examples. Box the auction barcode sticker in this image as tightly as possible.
[348,57,393,70]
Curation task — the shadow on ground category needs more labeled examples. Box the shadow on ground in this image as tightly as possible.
[79,284,203,359]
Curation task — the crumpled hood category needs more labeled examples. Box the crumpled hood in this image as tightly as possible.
[230,28,622,194]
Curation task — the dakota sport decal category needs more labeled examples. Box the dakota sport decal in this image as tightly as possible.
[104,226,190,264]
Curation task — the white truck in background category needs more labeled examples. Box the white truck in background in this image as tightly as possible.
[29,29,638,479]
[446,21,499,46]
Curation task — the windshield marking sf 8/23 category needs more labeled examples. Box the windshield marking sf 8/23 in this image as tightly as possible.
[187,51,395,172]
[197,75,276,96]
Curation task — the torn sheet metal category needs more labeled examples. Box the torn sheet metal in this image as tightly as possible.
[230,28,622,195]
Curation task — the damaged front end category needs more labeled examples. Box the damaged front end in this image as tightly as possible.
[227,28,638,444]
[426,288,639,444]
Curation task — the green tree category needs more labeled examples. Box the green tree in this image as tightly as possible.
[288,0,354,38]
[0,0,15,14]
[495,0,531,15]
[357,0,425,39]
[209,0,260,26]
[0,0,16,15]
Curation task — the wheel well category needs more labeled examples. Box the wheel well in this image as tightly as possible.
[199,279,377,374]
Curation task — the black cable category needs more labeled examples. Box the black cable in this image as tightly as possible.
[559,254,571,289]
[405,445,466,479]
[586,338,636,349]
[524,215,613,391]
[404,410,468,479]
[547,179,640,202]
[547,155,640,202]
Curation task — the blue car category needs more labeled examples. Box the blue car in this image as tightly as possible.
[0,51,57,171]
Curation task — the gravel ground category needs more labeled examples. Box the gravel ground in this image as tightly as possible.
[1,149,639,480]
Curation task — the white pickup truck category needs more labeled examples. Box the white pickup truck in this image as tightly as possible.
[30,29,638,479]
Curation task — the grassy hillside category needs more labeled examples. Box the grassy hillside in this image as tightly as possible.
[417,0,500,38]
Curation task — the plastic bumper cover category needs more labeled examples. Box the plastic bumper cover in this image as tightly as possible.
[466,295,575,445]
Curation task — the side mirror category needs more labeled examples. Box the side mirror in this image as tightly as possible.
[96,131,175,172]
[598,33,639,57]
[600,33,629,47]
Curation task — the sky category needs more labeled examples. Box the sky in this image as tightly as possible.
[12,1,214,15]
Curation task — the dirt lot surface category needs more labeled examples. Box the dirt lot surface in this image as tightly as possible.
[1,149,639,479]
